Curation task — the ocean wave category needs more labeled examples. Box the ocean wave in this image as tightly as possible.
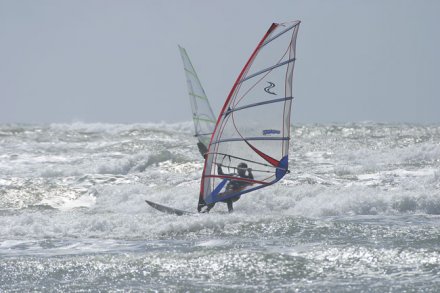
[48,121,193,135]
[283,185,440,217]
[2,180,440,241]
[1,122,439,241]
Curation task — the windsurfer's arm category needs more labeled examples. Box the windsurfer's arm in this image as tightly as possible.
[217,164,225,175]
[247,168,254,180]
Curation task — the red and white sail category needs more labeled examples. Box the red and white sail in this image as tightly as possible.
[199,21,301,205]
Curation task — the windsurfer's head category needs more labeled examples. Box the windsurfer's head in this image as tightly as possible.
[237,162,248,177]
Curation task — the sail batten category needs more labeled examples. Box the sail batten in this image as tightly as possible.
[198,21,300,206]
[192,117,216,123]
[184,68,198,77]
[262,23,298,47]
[224,96,294,115]
[211,137,289,145]
[188,92,208,100]
[209,152,289,170]
[240,58,296,83]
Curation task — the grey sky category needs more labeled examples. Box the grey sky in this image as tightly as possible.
[1,0,439,124]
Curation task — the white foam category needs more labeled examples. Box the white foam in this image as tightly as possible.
[196,239,229,247]
[1,122,439,244]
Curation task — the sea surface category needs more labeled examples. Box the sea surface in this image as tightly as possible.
[1,122,439,292]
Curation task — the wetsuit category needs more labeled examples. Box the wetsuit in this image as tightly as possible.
[204,164,254,213]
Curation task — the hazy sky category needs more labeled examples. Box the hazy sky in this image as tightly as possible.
[1,0,439,124]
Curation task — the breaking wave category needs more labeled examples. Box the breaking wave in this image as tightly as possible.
[0,122,439,241]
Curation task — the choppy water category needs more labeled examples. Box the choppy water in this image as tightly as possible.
[1,122,440,292]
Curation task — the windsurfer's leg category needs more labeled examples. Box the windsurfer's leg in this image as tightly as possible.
[227,200,233,213]
[198,198,214,213]
[206,203,215,212]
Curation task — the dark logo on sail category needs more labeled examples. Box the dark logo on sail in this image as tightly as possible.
[263,129,280,135]
[264,82,276,95]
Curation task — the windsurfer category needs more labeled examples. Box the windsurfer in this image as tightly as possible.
[201,162,254,213]
[196,142,208,158]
